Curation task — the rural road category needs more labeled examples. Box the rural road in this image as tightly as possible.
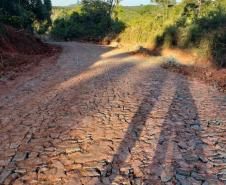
[0,42,225,185]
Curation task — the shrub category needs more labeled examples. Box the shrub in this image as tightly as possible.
[152,1,226,67]
[51,1,226,67]
[51,0,125,41]
[212,32,226,67]
[0,0,52,32]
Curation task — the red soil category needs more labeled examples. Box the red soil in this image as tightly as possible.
[0,25,61,80]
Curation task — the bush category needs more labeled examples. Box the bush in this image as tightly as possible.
[152,1,226,67]
[0,0,52,32]
[162,25,178,47]
[51,0,125,41]
[212,33,226,67]
[51,1,226,67]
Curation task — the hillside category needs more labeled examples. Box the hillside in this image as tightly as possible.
[0,25,60,81]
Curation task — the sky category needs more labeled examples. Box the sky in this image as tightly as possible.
[51,0,150,7]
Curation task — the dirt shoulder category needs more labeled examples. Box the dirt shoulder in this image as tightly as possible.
[161,63,226,93]
[126,45,226,93]
[0,25,62,95]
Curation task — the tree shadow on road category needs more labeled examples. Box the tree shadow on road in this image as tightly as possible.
[95,72,209,184]
[93,67,169,184]
[146,77,208,184]
[0,44,138,184]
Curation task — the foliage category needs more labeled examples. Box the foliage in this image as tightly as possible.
[116,4,183,44]
[51,0,125,41]
[155,1,226,67]
[51,0,226,67]
[107,1,226,67]
[151,0,176,7]
[52,6,81,21]
[0,0,52,32]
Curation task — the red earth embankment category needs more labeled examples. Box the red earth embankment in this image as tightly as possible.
[0,25,61,80]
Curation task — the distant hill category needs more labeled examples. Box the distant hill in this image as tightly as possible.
[67,3,78,7]
[52,3,79,9]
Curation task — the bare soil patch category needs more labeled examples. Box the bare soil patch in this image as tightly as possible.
[129,45,226,93]
[0,25,61,81]
[161,63,226,93]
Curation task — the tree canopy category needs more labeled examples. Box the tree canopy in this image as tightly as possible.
[0,0,52,31]
[51,0,125,40]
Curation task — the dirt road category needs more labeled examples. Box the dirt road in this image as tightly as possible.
[0,42,225,185]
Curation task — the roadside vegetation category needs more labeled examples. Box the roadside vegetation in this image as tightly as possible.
[51,0,226,67]
[118,1,226,67]
[0,0,60,80]
[0,0,226,69]
[0,0,52,34]
[51,0,125,42]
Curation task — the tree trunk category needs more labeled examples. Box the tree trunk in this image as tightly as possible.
[197,0,202,15]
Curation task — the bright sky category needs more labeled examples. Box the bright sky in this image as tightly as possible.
[51,0,150,6]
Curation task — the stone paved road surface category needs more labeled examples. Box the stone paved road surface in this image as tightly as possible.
[0,42,225,185]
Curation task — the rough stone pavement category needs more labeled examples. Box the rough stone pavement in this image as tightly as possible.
[0,42,225,185]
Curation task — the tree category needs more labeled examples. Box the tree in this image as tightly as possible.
[107,0,120,16]
[151,0,176,8]
[0,0,52,32]
[150,0,176,19]
[44,0,52,24]
[44,0,52,12]
[52,0,125,40]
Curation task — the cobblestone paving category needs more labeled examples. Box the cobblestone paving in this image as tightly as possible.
[0,42,225,185]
